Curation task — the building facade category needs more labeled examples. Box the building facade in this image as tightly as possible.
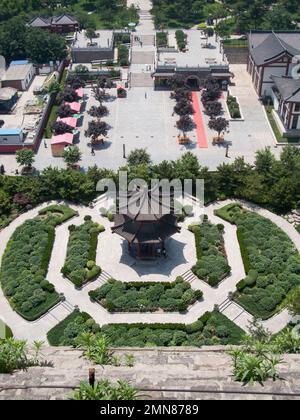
[1,63,35,91]
[248,31,300,98]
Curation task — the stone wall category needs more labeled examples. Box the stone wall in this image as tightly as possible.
[1,346,300,400]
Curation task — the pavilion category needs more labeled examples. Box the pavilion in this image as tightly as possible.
[112,188,181,259]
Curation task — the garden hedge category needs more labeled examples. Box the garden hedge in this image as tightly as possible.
[101,311,244,347]
[61,217,104,288]
[47,311,244,348]
[47,310,100,346]
[190,218,231,287]
[0,206,76,321]
[217,205,300,319]
[89,276,203,312]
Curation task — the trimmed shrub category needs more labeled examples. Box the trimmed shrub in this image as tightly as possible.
[63,219,104,287]
[89,277,202,312]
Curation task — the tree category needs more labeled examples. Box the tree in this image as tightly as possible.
[204,101,222,117]
[174,100,195,116]
[208,117,229,138]
[255,147,276,175]
[176,115,193,134]
[264,5,295,31]
[67,74,86,89]
[57,104,73,118]
[88,105,109,118]
[171,88,192,103]
[51,121,73,135]
[85,120,109,142]
[46,81,62,96]
[63,146,82,167]
[167,74,186,90]
[16,149,35,169]
[205,27,214,46]
[25,28,67,64]
[86,27,97,45]
[59,87,79,103]
[127,148,151,167]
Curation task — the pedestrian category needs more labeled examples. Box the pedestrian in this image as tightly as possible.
[0,164,4,174]
[225,144,230,158]
[91,147,95,156]
[44,139,47,148]
[15,169,19,175]
[145,92,147,99]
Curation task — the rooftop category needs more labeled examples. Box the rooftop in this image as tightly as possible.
[249,30,300,65]
[0,87,18,101]
[157,30,228,69]
[272,76,300,103]
[72,30,114,50]
[4,64,33,81]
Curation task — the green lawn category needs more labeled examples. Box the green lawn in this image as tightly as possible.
[265,106,300,144]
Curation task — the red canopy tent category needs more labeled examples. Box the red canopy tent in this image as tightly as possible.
[64,102,81,113]
[57,117,77,129]
[51,133,74,157]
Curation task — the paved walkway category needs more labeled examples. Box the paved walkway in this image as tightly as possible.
[0,196,298,342]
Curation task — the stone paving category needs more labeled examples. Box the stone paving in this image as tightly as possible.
[0,195,298,343]
[1,346,300,400]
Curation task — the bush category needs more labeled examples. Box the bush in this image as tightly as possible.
[63,219,103,287]
[190,219,231,286]
[0,207,74,320]
[89,278,202,313]
[175,30,187,51]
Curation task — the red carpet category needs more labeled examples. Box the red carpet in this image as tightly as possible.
[192,92,208,148]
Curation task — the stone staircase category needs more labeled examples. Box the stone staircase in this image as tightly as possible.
[1,346,300,400]
[130,72,154,88]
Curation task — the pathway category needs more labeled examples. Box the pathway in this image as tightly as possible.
[192,92,208,148]
[0,196,298,342]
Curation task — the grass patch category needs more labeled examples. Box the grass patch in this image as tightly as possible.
[0,320,13,339]
[156,32,168,47]
[214,203,243,224]
[44,105,59,139]
[265,106,300,144]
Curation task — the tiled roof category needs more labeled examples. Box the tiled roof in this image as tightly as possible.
[249,31,300,65]
[272,76,300,103]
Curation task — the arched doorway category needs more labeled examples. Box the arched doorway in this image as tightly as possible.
[185,76,201,91]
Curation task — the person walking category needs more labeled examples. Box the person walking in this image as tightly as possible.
[91,147,95,156]
[145,92,147,99]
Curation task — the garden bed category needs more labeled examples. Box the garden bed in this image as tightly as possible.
[226,94,243,121]
[189,217,231,287]
[216,204,300,319]
[89,277,203,312]
[47,310,244,348]
[47,310,100,346]
[0,205,77,321]
[61,216,105,288]
[156,32,168,47]
[101,311,244,347]
[175,30,187,51]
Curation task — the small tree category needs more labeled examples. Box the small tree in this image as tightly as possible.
[59,86,79,103]
[46,80,62,96]
[208,117,229,139]
[85,120,109,142]
[204,101,222,117]
[127,148,151,166]
[51,121,73,135]
[205,27,214,46]
[57,104,73,118]
[16,148,35,169]
[86,27,97,45]
[67,74,86,89]
[171,88,192,103]
[63,146,82,167]
[174,100,195,116]
[176,115,193,135]
[167,74,186,90]
[88,105,109,118]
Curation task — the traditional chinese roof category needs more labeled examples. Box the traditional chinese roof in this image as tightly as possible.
[112,188,181,244]
[271,76,300,103]
[249,31,300,66]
